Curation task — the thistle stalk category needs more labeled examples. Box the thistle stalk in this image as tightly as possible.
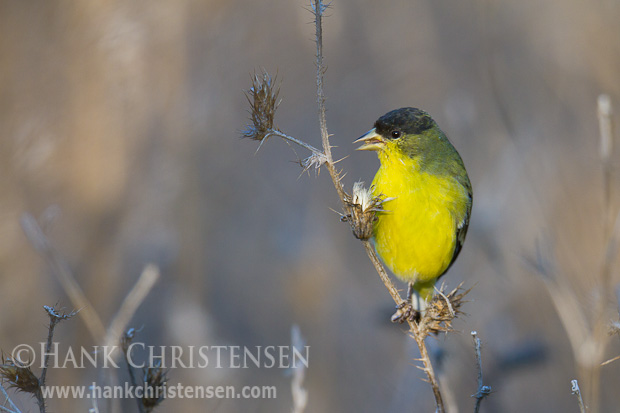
[241,2,473,411]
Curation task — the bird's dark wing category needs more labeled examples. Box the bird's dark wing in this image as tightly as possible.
[444,178,472,275]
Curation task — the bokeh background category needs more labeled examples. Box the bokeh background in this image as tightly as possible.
[1,0,620,412]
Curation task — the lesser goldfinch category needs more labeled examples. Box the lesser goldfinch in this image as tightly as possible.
[355,107,472,320]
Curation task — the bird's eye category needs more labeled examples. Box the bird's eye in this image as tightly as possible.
[391,130,401,139]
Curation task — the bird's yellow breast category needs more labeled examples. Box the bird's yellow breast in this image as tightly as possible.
[371,146,467,289]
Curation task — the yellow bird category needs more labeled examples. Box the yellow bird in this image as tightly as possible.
[355,108,472,320]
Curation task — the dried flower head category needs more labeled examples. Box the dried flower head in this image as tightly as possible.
[142,362,168,412]
[243,70,281,142]
[0,354,40,395]
[342,182,393,240]
[417,283,470,337]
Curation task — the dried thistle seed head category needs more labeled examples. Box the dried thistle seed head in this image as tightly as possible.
[142,363,168,411]
[417,283,469,337]
[343,182,392,240]
[0,356,40,394]
[243,70,281,142]
[352,181,373,211]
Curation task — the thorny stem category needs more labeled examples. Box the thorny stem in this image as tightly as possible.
[39,308,62,393]
[265,130,323,157]
[126,366,145,413]
[585,95,617,413]
[472,332,491,413]
[34,389,45,413]
[122,329,146,413]
[571,380,587,413]
[409,320,445,412]
[362,241,403,305]
[37,306,77,413]
[312,0,348,205]
[127,362,144,413]
[310,1,444,411]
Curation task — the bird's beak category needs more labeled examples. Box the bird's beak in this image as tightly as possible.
[354,128,385,151]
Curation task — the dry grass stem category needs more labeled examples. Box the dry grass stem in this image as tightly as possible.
[20,213,107,343]
[20,212,162,413]
[290,325,308,413]
[0,384,21,413]
[598,94,613,225]
[526,95,617,413]
[104,264,160,350]
[600,354,620,366]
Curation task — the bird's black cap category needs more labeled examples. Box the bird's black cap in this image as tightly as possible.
[374,107,435,138]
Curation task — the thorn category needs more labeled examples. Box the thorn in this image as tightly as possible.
[254,136,269,154]
[434,286,455,317]
[333,155,349,164]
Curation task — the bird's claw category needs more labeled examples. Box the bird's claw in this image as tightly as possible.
[391,301,420,323]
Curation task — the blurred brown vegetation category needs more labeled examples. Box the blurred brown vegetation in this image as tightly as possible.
[1,0,620,412]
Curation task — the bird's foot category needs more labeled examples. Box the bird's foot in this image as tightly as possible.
[391,301,420,323]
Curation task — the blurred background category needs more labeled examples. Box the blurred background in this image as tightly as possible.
[1,0,620,412]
